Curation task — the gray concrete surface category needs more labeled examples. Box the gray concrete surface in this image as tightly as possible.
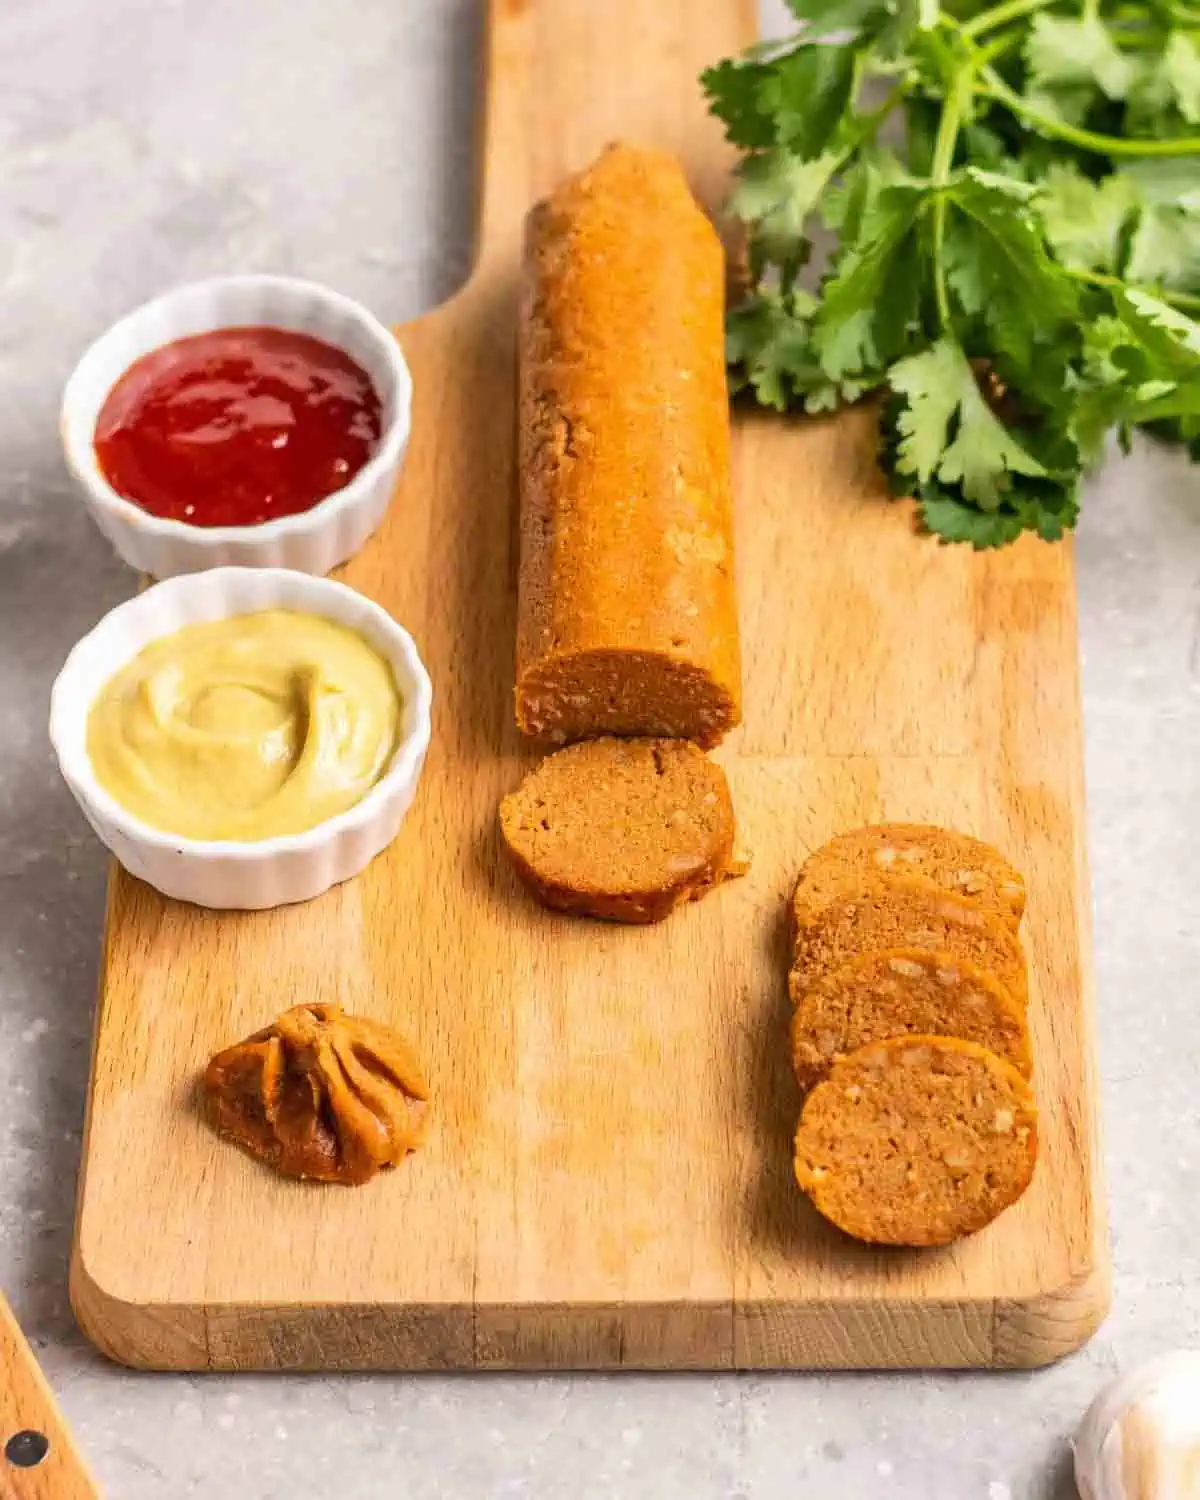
[2,1,1198,1495]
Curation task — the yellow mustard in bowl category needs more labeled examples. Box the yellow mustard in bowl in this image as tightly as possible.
[86,609,401,841]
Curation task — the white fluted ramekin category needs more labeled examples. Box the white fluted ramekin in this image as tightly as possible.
[49,568,432,909]
[61,275,412,578]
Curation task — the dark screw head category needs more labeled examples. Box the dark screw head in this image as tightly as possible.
[5,1430,50,1467]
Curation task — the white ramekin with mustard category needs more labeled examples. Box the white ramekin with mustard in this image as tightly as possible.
[49,568,432,909]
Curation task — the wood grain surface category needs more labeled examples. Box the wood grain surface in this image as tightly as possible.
[69,0,1110,1371]
[0,1295,99,1499]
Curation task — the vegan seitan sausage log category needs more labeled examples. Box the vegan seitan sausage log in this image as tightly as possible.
[515,143,742,747]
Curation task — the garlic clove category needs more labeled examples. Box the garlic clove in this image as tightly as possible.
[1074,1351,1200,1500]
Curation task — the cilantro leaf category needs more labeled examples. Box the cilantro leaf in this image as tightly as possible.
[705,43,862,160]
[701,59,779,149]
[1165,31,1200,124]
[886,338,963,482]
[725,291,819,410]
[1081,315,1131,385]
[1122,156,1200,206]
[1114,288,1200,373]
[803,373,880,412]
[785,0,891,30]
[1074,288,1200,457]
[1035,164,1139,274]
[767,45,860,160]
[811,183,928,377]
[818,148,911,235]
[919,480,1079,547]
[942,168,1080,370]
[1125,200,1200,295]
[1023,13,1134,103]
[706,0,1200,547]
[918,489,1028,546]
[1023,83,1098,128]
[726,289,884,412]
[953,166,1036,202]
[729,149,838,227]
[889,338,1048,508]
[818,156,873,234]
[1127,32,1200,135]
[784,0,923,56]
[727,148,841,285]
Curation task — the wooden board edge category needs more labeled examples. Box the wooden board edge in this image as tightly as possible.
[67,885,174,1373]
[63,1263,1111,1372]
[69,1239,209,1372]
[991,1249,1112,1370]
[735,1297,996,1370]
[981,785,1114,1373]
[731,1266,1111,1371]
[737,1237,1110,1368]
[474,1301,736,1370]
[63,1283,737,1372]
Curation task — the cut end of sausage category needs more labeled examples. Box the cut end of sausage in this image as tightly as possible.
[515,648,740,749]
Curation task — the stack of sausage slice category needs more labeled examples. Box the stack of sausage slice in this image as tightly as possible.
[788,824,1039,1247]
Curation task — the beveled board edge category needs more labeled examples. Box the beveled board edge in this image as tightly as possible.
[69,1261,1110,1372]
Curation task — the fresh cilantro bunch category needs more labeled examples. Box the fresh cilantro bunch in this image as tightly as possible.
[703,0,1200,546]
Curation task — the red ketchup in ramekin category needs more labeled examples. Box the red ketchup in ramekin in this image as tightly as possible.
[93,327,383,529]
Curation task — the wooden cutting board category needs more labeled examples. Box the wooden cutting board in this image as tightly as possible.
[70,0,1109,1371]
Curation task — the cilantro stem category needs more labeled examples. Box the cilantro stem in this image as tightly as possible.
[1111,0,1200,21]
[1125,391,1200,423]
[975,32,1022,63]
[1062,265,1200,316]
[929,82,966,330]
[1153,289,1200,315]
[1107,23,1200,46]
[961,0,1055,38]
[835,78,912,170]
[979,66,1200,156]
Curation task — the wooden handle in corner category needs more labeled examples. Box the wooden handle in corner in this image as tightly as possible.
[0,1296,99,1500]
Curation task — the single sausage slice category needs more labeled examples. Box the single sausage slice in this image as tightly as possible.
[792,824,1026,931]
[515,142,742,747]
[794,1036,1038,1246]
[498,737,742,924]
[789,947,1032,1092]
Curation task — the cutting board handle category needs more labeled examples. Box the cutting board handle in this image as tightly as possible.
[471,0,755,277]
[1,1296,100,1500]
